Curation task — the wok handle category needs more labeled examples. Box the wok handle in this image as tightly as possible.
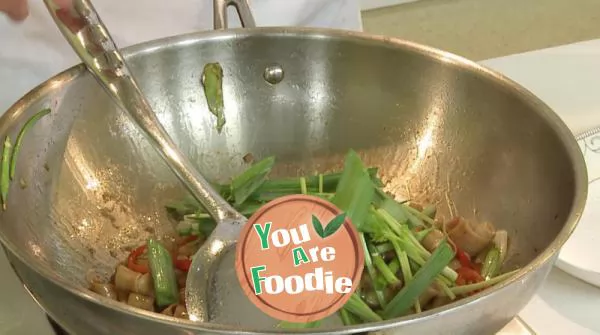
[213,0,256,30]
[42,0,243,223]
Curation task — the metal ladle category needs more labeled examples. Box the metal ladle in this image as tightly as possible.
[43,0,252,322]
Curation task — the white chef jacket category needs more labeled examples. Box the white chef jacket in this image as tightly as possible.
[0,0,362,113]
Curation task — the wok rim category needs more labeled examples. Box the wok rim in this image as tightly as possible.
[0,26,588,334]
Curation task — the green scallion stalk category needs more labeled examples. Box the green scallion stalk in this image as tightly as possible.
[397,248,412,282]
[10,108,50,181]
[403,204,436,226]
[340,308,360,326]
[382,242,455,319]
[435,278,456,300]
[375,209,434,262]
[403,208,425,229]
[300,177,307,194]
[375,242,394,254]
[318,173,324,193]
[250,167,380,198]
[396,248,421,312]
[494,230,508,264]
[176,220,193,236]
[253,191,333,203]
[422,205,437,219]
[373,254,401,286]
[345,293,383,322]
[360,233,387,307]
[413,227,434,242]
[387,233,426,268]
[388,259,400,274]
[277,320,321,329]
[147,239,179,307]
[1,136,12,210]
[230,156,276,206]
[450,270,519,296]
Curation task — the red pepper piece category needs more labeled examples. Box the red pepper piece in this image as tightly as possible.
[455,247,473,269]
[178,235,198,246]
[127,245,150,274]
[174,258,193,272]
[457,266,484,284]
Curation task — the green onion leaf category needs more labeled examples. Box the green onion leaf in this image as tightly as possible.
[373,189,408,225]
[230,156,275,206]
[331,150,375,230]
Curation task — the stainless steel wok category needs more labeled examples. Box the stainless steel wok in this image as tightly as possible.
[0,1,587,334]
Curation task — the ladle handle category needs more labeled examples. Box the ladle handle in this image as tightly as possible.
[43,0,241,222]
[213,0,256,29]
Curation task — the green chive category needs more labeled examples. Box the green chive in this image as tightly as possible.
[403,207,425,229]
[340,308,360,326]
[388,259,400,274]
[397,249,421,312]
[300,176,307,194]
[10,108,50,181]
[375,242,394,254]
[372,254,401,286]
[345,293,383,322]
[360,233,386,307]
[435,278,456,300]
[318,173,324,193]
[403,204,436,226]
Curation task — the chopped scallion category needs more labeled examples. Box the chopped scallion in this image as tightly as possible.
[382,242,454,319]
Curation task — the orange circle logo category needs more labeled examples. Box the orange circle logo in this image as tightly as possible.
[235,194,364,323]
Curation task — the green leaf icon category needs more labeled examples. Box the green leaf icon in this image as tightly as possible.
[323,213,347,238]
[312,215,325,238]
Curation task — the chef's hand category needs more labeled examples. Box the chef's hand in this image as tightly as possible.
[0,0,28,21]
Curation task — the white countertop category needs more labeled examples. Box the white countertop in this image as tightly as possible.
[2,39,600,335]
